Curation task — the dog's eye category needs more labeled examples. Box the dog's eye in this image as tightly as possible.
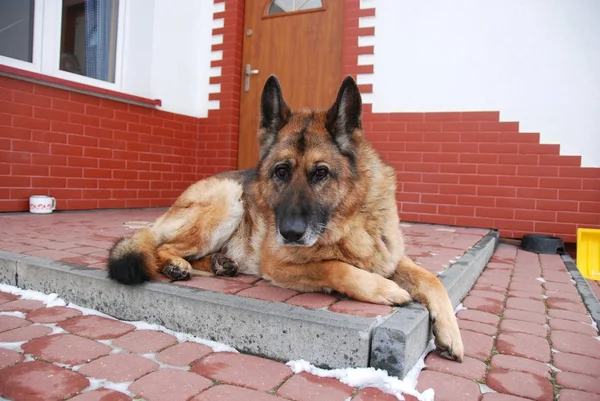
[275,166,289,181]
[313,167,329,181]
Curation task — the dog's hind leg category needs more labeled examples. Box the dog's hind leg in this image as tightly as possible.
[392,257,464,362]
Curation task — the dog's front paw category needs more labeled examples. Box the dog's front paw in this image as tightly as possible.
[210,254,238,277]
[432,312,464,362]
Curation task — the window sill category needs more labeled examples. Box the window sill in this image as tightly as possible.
[0,64,161,108]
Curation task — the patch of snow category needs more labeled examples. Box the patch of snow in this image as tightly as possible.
[454,303,467,313]
[0,284,66,307]
[591,320,598,331]
[479,383,496,394]
[536,278,546,283]
[0,341,25,352]
[552,348,560,353]
[128,321,237,353]
[84,378,134,396]
[66,303,115,319]
[286,340,436,401]
[547,363,561,372]
[0,311,26,319]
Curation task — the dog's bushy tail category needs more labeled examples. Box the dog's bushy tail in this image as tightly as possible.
[107,228,158,285]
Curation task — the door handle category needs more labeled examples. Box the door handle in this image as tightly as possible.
[245,64,259,92]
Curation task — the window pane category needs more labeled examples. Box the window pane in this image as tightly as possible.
[0,0,34,62]
[60,0,119,83]
[268,0,322,15]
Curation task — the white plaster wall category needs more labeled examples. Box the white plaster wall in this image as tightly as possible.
[368,0,600,167]
[149,0,220,118]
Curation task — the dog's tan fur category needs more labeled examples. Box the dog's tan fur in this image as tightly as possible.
[108,76,464,361]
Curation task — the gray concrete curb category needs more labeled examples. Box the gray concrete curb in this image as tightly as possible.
[0,231,498,377]
[370,230,499,378]
[561,253,600,328]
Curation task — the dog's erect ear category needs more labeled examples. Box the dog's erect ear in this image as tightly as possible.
[325,76,362,154]
[258,75,291,159]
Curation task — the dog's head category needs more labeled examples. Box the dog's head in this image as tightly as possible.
[255,75,364,246]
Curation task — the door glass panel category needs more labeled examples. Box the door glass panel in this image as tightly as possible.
[267,0,323,15]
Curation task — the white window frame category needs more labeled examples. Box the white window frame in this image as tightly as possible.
[0,0,127,93]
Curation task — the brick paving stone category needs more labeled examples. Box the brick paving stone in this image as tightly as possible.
[558,389,600,401]
[496,332,551,362]
[175,277,252,294]
[556,372,600,395]
[236,286,299,302]
[487,368,553,401]
[0,315,31,332]
[551,330,600,358]
[542,271,573,283]
[155,342,212,367]
[128,369,213,401]
[0,292,17,304]
[499,319,548,338]
[548,309,591,323]
[510,276,543,284]
[545,289,581,301]
[22,333,112,365]
[353,387,399,401]
[543,281,579,295]
[78,354,158,382]
[0,348,24,369]
[285,293,338,309]
[549,318,598,336]
[508,282,543,294]
[112,330,178,354]
[458,319,497,336]
[502,309,546,325]
[69,388,131,401]
[0,299,46,313]
[26,306,82,323]
[223,273,262,284]
[191,352,291,392]
[424,353,486,381]
[0,361,89,401]
[491,354,551,378]
[462,295,503,314]
[328,300,393,318]
[0,324,52,342]
[457,309,500,326]
[512,271,542,279]
[277,372,354,401]
[505,297,546,314]
[58,315,135,340]
[546,297,587,314]
[507,290,543,300]
[192,384,287,401]
[553,352,600,377]
[473,284,507,294]
[467,289,505,302]
[415,370,480,401]
[476,275,510,288]
[481,394,532,401]
[461,330,493,360]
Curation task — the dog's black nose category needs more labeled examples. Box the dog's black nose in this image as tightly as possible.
[279,217,307,243]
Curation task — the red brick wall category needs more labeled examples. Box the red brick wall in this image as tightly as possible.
[0,0,242,213]
[342,0,600,243]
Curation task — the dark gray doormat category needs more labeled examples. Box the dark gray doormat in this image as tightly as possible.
[0,230,498,378]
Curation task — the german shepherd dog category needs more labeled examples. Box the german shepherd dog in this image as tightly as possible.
[107,76,464,362]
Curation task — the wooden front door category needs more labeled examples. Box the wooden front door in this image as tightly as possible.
[237,0,344,169]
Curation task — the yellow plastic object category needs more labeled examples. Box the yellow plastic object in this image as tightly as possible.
[577,228,600,280]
